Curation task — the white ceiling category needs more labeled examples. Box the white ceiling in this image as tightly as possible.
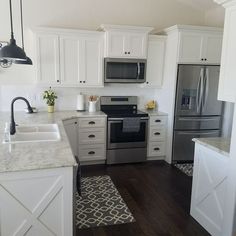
[175,0,220,11]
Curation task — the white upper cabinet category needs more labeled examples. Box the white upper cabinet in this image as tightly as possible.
[100,24,153,59]
[214,0,236,102]
[36,33,60,85]
[34,28,104,87]
[178,30,223,64]
[60,34,104,87]
[144,35,166,88]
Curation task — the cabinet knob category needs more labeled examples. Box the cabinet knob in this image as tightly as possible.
[125,52,127,54]
[146,82,149,84]
[155,119,161,123]
[88,134,95,138]
[204,58,207,61]
[154,132,161,135]
[83,81,85,83]
[201,58,204,61]
[80,81,82,83]
[88,121,95,125]
[154,147,160,151]
[57,80,60,83]
[74,122,77,124]
[88,151,95,155]
[128,52,130,54]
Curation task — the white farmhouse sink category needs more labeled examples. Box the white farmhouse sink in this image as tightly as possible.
[3,124,61,144]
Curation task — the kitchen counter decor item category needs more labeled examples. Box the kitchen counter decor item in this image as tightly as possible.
[43,87,58,113]
[88,95,98,113]
[145,100,156,110]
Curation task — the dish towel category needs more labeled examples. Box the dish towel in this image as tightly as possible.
[122,117,141,133]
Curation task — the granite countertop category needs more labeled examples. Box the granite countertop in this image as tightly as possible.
[0,111,107,173]
[141,109,168,116]
[192,137,231,157]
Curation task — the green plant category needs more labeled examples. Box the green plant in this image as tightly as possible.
[43,87,57,106]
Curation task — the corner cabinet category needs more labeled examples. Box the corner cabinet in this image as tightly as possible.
[100,24,153,59]
[214,0,236,103]
[34,28,104,87]
[178,29,223,64]
[144,35,166,88]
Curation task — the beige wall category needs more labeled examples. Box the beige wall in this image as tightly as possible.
[205,6,225,27]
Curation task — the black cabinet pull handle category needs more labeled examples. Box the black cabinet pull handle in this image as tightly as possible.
[75,122,77,124]
[128,52,130,54]
[154,147,160,151]
[154,132,160,135]
[88,134,95,138]
[57,80,60,82]
[155,119,161,123]
[83,81,85,83]
[125,52,127,54]
[88,121,95,125]
[88,151,95,155]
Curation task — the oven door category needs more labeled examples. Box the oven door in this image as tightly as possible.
[107,118,148,149]
[104,58,146,83]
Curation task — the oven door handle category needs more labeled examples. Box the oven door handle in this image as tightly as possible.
[108,117,149,121]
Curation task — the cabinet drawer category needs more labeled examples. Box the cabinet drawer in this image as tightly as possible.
[149,127,166,141]
[149,116,167,127]
[78,117,106,128]
[78,128,105,145]
[148,142,166,157]
[78,144,106,161]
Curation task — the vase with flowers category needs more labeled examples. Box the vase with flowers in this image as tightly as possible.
[43,87,58,113]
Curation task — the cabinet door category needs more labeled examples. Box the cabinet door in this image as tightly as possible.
[218,5,236,102]
[36,34,60,85]
[204,34,222,64]
[60,36,83,86]
[82,36,104,87]
[106,31,126,57]
[178,32,204,63]
[127,33,147,58]
[63,119,78,157]
[145,36,166,87]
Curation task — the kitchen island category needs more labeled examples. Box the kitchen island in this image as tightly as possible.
[191,137,230,236]
[0,111,105,236]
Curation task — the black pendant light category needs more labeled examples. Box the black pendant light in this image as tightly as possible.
[0,0,27,61]
[15,0,32,65]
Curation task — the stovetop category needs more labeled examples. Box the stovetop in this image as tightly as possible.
[102,110,148,118]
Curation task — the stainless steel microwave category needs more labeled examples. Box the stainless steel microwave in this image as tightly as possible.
[104,58,146,83]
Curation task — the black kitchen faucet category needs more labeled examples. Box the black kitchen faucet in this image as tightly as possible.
[10,97,33,135]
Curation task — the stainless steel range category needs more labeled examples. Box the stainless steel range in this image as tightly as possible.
[100,96,149,164]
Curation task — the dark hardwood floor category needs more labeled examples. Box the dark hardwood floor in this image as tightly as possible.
[76,161,210,236]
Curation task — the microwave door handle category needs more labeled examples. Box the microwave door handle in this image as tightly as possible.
[137,62,140,79]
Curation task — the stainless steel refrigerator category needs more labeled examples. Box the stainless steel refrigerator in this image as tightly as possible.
[172,65,223,163]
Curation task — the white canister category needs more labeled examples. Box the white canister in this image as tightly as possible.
[88,101,97,113]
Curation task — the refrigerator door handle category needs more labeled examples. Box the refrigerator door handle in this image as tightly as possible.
[178,117,220,122]
[202,68,209,112]
[196,68,204,113]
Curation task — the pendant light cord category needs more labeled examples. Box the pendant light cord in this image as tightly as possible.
[9,0,14,39]
[20,0,24,49]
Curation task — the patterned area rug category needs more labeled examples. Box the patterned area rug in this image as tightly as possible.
[174,163,193,177]
[75,175,135,229]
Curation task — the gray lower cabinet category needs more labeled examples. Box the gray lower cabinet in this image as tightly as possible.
[63,116,107,164]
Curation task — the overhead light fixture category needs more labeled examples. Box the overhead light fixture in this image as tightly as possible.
[14,0,32,65]
[0,0,27,61]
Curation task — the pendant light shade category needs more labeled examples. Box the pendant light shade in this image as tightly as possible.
[0,37,27,61]
[0,0,27,62]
